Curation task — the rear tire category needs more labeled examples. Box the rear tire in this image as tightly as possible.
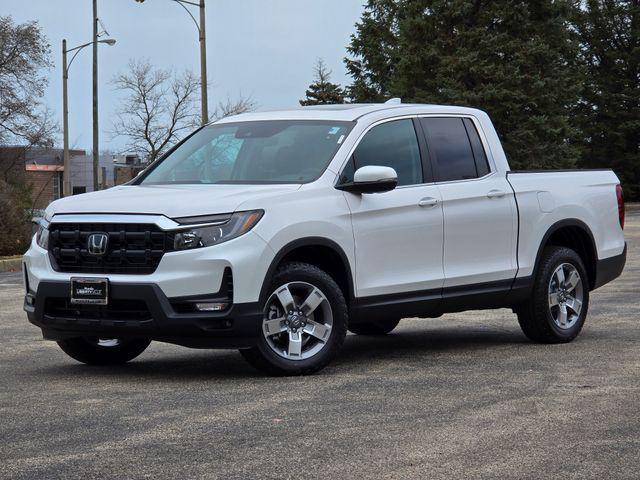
[57,337,151,365]
[516,246,589,343]
[348,318,401,336]
[240,262,348,376]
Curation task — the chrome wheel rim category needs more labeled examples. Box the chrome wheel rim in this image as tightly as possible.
[262,281,333,361]
[548,263,583,330]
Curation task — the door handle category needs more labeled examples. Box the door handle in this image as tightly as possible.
[487,189,506,199]
[418,197,439,208]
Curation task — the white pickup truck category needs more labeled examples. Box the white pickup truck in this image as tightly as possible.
[23,103,626,375]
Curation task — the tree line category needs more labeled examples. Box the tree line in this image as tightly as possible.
[301,1,639,200]
[1,0,637,253]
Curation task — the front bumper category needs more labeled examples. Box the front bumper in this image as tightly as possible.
[23,229,274,303]
[25,280,262,349]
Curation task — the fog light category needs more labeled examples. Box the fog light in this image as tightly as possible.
[25,294,35,306]
[195,302,228,312]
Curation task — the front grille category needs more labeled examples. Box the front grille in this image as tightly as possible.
[48,223,174,274]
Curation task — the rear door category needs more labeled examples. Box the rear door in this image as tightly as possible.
[419,116,518,288]
[340,118,444,298]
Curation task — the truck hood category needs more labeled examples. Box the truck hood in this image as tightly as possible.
[46,184,301,219]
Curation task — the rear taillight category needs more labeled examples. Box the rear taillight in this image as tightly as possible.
[616,184,625,230]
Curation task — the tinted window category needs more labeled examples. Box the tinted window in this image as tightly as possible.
[421,117,478,182]
[140,121,353,185]
[463,118,490,177]
[343,119,422,186]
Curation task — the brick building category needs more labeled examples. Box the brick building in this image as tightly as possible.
[0,147,117,212]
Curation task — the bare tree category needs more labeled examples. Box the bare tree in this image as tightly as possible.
[0,16,55,147]
[212,95,257,120]
[0,16,55,255]
[111,60,200,162]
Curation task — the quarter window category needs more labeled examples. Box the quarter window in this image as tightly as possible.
[463,118,490,177]
[420,117,490,182]
[341,119,423,186]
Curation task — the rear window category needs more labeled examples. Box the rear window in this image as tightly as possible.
[420,117,490,182]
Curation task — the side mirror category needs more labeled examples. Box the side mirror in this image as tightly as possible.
[336,165,398,194]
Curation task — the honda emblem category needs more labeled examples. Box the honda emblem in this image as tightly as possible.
[87,233,109,256]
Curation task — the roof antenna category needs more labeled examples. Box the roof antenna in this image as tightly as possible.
[385,98,402,105]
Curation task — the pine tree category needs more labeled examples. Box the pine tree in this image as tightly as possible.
[345,0,399,101]
[345,1,584,170]
[300,59,345,106]
[576,0,640,200]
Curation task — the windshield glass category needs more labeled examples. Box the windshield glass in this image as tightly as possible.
[138,120,354,185]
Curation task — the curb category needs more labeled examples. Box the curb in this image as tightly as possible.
[0,257,22,273]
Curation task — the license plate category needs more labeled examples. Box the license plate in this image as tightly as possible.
[70,278,109,305]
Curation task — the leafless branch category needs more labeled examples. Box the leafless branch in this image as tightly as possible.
[111,59,200,162]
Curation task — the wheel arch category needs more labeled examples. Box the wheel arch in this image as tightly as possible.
[533,219,598,290]
[259,237,355,305]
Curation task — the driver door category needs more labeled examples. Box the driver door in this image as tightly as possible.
[340,118,444,299]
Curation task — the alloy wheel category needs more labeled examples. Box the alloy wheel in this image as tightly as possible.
[262,281,333,360]
[548,263,584,330]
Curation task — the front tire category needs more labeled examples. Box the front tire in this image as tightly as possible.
[517,246,589,343]
[57,337,151,365]
[240,262,348,376]
[349,318,401,335]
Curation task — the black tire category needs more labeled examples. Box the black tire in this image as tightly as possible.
[348,318,401,336]
[57,337,151,365]
[516,246,589,343]
[239,262,348,376]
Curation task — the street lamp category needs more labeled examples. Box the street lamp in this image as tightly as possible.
[62,38,116,197]
[134,0,209,125]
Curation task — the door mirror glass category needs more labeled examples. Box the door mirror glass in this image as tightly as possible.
[337,165,398,194]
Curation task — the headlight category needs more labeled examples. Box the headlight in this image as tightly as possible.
[35,223,49,250]
[173,210,264,250]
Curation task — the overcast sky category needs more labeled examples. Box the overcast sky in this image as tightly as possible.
[2,0,364,152]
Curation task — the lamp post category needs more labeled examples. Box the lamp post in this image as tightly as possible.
[135,0,209,125]
[92,0,99,192]
[62,38,116,197]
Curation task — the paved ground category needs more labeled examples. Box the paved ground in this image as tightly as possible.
[1,213,638,480]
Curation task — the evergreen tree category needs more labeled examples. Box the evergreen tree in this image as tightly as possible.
[345,0,399,101]
[345,1,584,170]
[576,0,640,200]
[300,59,345,106]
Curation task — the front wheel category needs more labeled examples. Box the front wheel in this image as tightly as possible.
[517,246,589,343]
[239,262,348,376]
[57,337,151,365]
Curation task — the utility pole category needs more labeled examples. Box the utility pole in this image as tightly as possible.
[92,0,99,191]
[199,0,208,125]
[62,40,71,197]
[61,38,116,197]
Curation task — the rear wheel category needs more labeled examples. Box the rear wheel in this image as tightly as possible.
[240,262,348,376]
[57,337,151,365]
[517,246,589,343]
[349,318,401,336]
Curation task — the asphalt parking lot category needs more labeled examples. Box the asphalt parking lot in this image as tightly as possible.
[1,211,638,480]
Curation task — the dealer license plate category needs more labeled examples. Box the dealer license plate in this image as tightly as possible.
[70,278,109,305]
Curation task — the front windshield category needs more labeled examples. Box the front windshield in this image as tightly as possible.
[139,120,354,185]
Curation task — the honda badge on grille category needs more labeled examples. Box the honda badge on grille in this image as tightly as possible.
[87,233,109,256]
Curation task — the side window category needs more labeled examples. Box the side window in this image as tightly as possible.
[342,119,423,186]
[421,117,483,182]
[463,118,490,177]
